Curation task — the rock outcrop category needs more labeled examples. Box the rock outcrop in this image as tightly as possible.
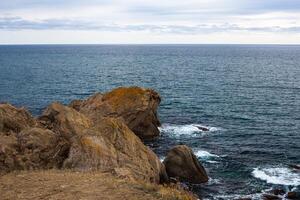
[38,102,92,140]
[17,128,69,169]
[163,145,209,184]
[69,87,161,139]
[0,87,209,190]
[0,103,35,133]
[0,121,69,172]
[63,117,167,183]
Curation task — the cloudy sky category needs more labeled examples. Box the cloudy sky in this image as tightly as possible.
[0,0,300,44]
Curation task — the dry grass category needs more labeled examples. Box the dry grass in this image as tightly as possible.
[0,170,198,200]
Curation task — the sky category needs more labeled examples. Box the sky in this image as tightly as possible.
[0,0,300,44]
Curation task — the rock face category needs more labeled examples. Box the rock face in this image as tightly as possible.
[17,128,69,169]
[0,132,19,173]
[0,103,35,133]
[37,102,167,183]
[63,117,167,183]
[38,102,92,140]
[0,103,69,172]
[69,87,161,139]
[163,145,209,184]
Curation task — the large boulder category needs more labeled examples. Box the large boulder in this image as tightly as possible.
[69,87,161,139]
[0,103,35,133]
[63,117,167,183]
[38,102,92,140]
[163,145,208,184]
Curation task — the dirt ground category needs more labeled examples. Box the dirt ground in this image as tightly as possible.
[0,170,197,200]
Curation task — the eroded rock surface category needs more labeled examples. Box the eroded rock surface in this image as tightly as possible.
[63,117,167,183]
[0,103,35,133]
[69,87,161,139]
[38,102,92,140]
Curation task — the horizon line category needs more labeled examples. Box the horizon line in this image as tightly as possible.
[1,43,300,46]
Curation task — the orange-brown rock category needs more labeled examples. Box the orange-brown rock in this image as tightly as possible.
[163,145,209,184]
[69,87,161,139]
[0,103,35,133]
[38,102,92,140]
[63,117,167,183]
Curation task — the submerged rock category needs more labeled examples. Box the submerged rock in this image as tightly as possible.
[287,191,298,199]
[63,117,167,183]
[289,164,300,171]
[69,87,161,139]
[262,194,281,200]
[270,188,285,196]
[195,125,209,131]
[163,145,208,184]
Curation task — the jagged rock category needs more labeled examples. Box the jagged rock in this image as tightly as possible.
[163,145,208,184]
[69,87,161,139]
[0,103,35,133]
[38,102,92,139]
[63,117,167,183]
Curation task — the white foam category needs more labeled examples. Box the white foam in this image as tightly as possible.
[159,123,221,136]
[252,167,300,186]
[206,160,220,164]
[159,156,165,162]
[195,149,220,159]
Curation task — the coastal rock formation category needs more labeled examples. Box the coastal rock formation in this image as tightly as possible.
[38,102,92,140]
[0,102,167,183]
[63,117,167,183]
[0,103,35,133]
[0,132,19,173]
[69,87,161,139]
[17,128,69,169]
[0,127,69,172]
[163,145,209,184]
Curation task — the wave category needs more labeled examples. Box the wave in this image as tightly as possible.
[158,123,221,136]
[252,167,300,186]
[159,149,219,163]
[194,150,220,159]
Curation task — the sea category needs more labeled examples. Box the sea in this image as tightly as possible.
[0,44,299,199]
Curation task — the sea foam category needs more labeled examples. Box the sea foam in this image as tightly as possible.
[158,123,221,136]
[195,149,220,159]
[252,167,300,186]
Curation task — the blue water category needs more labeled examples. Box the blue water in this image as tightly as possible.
[0,45,300,199]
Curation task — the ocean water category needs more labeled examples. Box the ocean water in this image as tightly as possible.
[0,45,299,199]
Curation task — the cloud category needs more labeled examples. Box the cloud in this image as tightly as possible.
[1,16,300,34]
[0,0,300,43]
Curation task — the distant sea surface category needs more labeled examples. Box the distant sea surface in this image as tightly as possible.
[0,45,299,199]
